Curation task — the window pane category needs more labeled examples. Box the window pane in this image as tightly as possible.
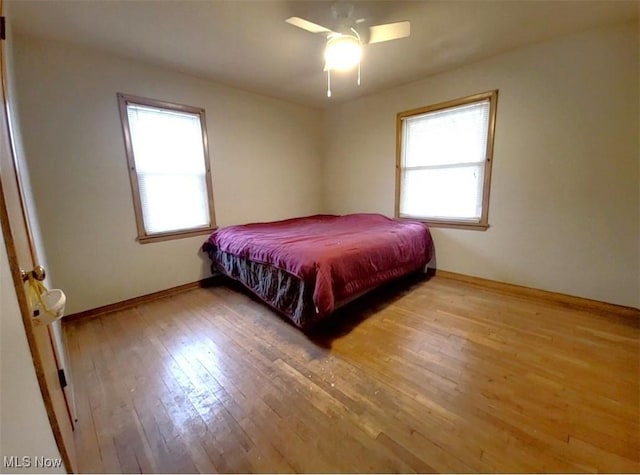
[400,165,484,220]
[127,105,206,175]
[124,101,212,236]
[403,101,490,168]
[138,173,210,234]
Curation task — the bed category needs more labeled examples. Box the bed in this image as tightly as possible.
[202,213,433,329]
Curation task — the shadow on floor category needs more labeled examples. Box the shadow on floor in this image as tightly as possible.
[207,270,434,349]
[306,272,431,348]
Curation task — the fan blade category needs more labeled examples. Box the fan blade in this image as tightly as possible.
[285,17,332,34]
[368,21,410,44]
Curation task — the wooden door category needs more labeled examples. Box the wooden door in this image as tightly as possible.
[0,6,77,472]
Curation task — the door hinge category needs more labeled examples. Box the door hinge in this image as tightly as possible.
[58,368,68,389]
[1,17,5,41]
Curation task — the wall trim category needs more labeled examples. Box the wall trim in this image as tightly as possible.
[63,277,218,323]
[433,269,640,319]
[65,270,639,325]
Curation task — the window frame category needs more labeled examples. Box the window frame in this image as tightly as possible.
[395,90,498,230]
[117,93,217,243]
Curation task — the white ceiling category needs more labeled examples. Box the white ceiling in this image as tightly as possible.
[9,1,639,108]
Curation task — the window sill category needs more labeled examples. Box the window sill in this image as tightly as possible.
[137,226,218,244]
[398,216,489,231]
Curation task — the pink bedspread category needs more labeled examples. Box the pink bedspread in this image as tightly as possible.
[205,214,433,316]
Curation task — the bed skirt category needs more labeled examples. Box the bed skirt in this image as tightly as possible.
[209,250,318,328]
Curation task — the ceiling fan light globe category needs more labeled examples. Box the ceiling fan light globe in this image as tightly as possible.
[324,34,362,71]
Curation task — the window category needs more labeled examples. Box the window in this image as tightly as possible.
[118,93,216,243]
[396,90,498,230]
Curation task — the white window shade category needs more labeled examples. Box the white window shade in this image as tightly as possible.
[399,98,492,223]
[126,104,211,234]
[403,102,490,168]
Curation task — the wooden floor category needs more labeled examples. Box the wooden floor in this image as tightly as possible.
[64,275,640,473]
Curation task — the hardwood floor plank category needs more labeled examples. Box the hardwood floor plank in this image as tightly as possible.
[64,275,640,473]
[74,319,122,473]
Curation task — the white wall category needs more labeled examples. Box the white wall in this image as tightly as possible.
[324,21,640,308]
[11,22,639,311]
[12,36,324,314]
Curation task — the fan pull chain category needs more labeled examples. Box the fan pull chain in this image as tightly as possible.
[357,62,361,86]
[327,69,332,97]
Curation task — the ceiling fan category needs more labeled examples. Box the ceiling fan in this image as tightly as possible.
[286,2,410,97]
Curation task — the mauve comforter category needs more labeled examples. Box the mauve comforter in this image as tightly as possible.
[203,214,433,323]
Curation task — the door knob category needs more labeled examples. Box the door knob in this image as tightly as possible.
[21,265,46,282]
